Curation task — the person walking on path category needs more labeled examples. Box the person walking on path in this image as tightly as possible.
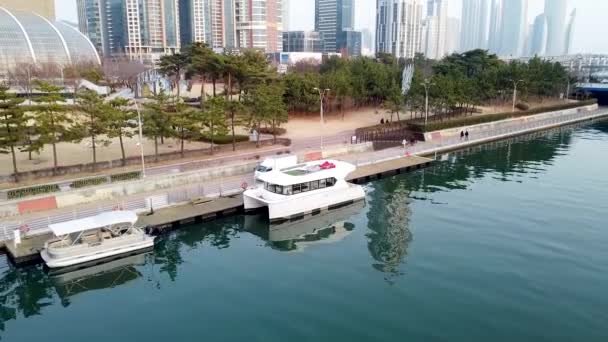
[460,131,464,140]
[465,130,469,141]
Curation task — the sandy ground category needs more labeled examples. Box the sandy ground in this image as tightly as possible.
[283,107,386,139]
[0,135,211,176]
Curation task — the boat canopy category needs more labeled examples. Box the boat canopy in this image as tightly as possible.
[48,211,139,236]
[257,160,355,186]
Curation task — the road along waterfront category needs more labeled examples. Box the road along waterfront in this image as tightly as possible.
[1,119,607,341]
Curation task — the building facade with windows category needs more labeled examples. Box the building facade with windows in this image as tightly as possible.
[376,0,423,59]
[314,0,354,54]
[234,0,283,52]
[282,31,323,53]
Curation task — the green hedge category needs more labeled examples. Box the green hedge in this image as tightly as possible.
[110,171,142,182]
[408,100,597,133]
[7,184,61,200]
[70,176,108,189]
[199,134,249,145]
[259,127,287,136]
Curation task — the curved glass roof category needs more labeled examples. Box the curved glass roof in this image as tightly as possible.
[0,7,100,77]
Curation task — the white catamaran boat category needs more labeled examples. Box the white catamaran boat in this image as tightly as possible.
[243,159,365,222]
[40,211,155,269]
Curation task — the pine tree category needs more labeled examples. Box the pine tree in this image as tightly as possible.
[32,80,70,175]
[0,86,27,182]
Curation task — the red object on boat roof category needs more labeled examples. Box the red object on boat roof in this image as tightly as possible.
[320,161,336,169]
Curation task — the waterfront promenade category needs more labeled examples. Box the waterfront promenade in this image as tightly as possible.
[1,105,607,246]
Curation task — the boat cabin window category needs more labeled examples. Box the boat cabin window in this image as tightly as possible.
[264,178,337,195]
[257,165,272,172]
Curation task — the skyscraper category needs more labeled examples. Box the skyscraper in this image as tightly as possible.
[234,0,283,52]
[460,0,489,52]
[529,14,547,56]
[315,0,355,53]
[0,0,55,19]
[445,17,460,55]
[498,0,527,57]
[425,0,447,59]
[283,0,290,31]
[544,0,567,56]
[488,0,502,53]
[565,9,576,55]
[77,0,127,57]
[376,0,423,59]
[124,0,181,60]
[180,0,235,49]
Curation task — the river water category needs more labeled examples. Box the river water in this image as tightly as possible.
[1,120,608,341]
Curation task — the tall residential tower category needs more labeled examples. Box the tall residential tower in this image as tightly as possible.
[314,0,355,54]
[376,0,423,59]
[544,0,567,56]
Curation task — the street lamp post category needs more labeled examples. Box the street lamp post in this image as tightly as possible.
[313,87,330,150]
[421,79,434,126]
[510,79,524,112]
[134,101,146,179]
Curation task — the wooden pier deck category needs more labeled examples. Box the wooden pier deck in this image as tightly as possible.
[3,156,433,266]
[347,156,433,183]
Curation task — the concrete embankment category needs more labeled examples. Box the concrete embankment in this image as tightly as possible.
[0,142,374,219]
[419,104,607,156]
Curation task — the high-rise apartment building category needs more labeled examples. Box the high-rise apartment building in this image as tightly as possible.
[77,0,127,57]
[529,14,547,56]
[544,0,567,56]
[498,0,527,57]
[338,30,361,57]
[314,0,354,54]
[488,0,502,53]
[234,0,283,52]
[460,0,490,52]
[445,17,460,55]
[565,9,576,55]
[0,0,55,19]
[123,0,181,60]
[424,0,447,59]
[78,0,180,60]
[376,0,423,59]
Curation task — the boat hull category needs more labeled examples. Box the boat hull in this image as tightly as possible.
[41,237,155,269]
[244,185,365,223]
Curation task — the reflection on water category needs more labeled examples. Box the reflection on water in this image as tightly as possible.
[244,201,364,251]
[366,177,413,282]
[0,119,607,340]
[51,253,148,307]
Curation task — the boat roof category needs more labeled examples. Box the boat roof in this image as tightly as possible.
[258,159,355,186]
[48,211,139,236]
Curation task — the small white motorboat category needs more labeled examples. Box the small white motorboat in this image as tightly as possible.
[40,211,155,269]
[243,159,366,222]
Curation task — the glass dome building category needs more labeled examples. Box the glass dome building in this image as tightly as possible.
[0,7,101,78]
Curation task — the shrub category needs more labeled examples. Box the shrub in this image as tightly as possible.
[408,100,598,133]
[199,134,249,144]
[516,102,530,111]
[111,171,141,182]
[7,184,61,200]
[70,176,108,189]
[259,127,287,136]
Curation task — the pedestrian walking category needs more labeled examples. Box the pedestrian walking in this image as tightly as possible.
[460,131,464,140]
[465,130,469,141]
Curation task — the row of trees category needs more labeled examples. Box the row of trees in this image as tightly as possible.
[280,50,572,123]
[1,45,290,182]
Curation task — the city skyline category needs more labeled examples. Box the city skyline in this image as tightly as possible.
[55,0,608,55]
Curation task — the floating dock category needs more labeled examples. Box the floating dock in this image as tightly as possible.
[3,155,433,266]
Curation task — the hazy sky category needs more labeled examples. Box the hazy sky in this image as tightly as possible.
[56,0,608,54]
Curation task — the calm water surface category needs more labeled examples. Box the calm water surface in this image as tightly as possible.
[2,120,608,341]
